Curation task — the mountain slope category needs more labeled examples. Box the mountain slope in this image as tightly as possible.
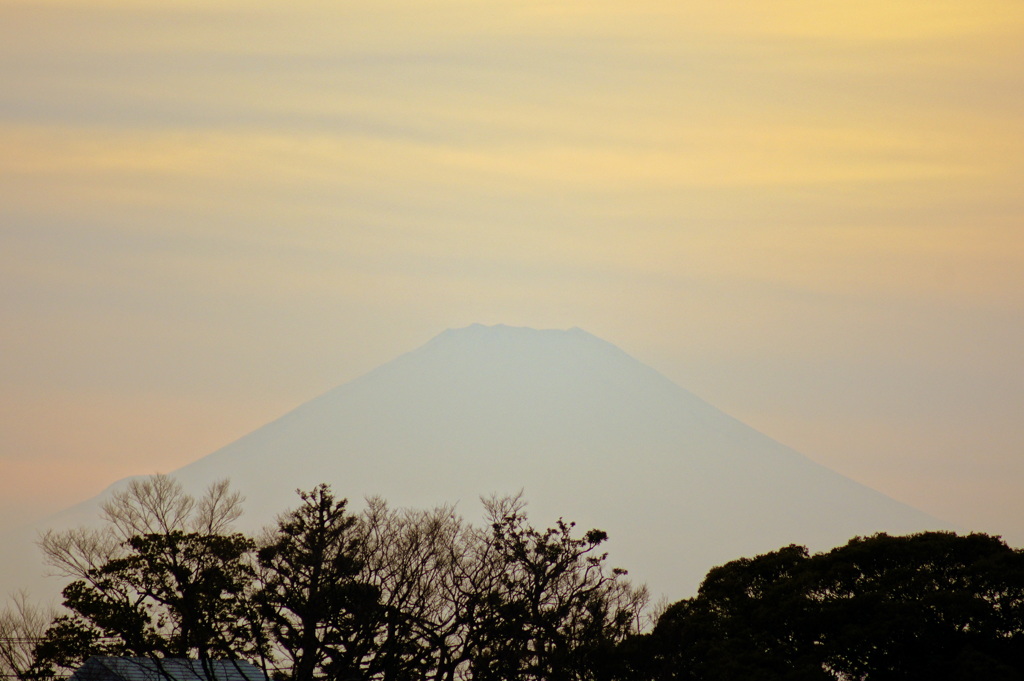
[6,324,948,600]
[170,324,948,596]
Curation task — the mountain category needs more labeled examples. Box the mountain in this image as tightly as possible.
[3,324,948,600]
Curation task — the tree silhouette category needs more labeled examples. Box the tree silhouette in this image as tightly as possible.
[256,485,378,681]
[641,532,1024,681]
[31,477,265,677]
[468,496,647,681]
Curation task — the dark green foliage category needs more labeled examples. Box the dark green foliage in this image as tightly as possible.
[640,532,1024,681]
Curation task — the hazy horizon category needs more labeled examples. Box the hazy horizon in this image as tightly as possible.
[1,323,957,602]
[2,2,1023,549]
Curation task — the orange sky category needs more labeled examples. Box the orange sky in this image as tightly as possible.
[1,0,1023,542]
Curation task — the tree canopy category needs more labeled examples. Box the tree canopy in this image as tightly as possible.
[638,532,1024,681]
[6,476,1024,681]
[15,477,644,681]
[30,477,264,676]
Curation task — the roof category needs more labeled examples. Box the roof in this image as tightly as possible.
[70,658,268,681]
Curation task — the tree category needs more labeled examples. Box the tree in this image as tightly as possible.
[0,592,56,681]
[32,476,265,678]
[256,485,379,681]
[809,532,1024,680]
[642,544,822,681]
[642,532,1024,681]
[467,496,647,681]
[258,489,487,681]
[256,491,647,681]
[23,476,649,681]
[356,496,476,681]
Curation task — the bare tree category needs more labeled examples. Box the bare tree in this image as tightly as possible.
[468,495,649,681]
[40,475,244,585]
[351,494,647,681]
[37,527,122,587]
[255,491,488,681]
[356,497,471,680]
[0,592,56,681]
[101,475,243,540]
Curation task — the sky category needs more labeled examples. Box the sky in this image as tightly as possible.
[1,0,1023,544]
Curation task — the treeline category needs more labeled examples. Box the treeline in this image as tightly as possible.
[631,532,1024,680]
[1,476,645,681]
[3,475,1024,681]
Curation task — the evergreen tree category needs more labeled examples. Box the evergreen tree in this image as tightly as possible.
[257,485,379,681]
